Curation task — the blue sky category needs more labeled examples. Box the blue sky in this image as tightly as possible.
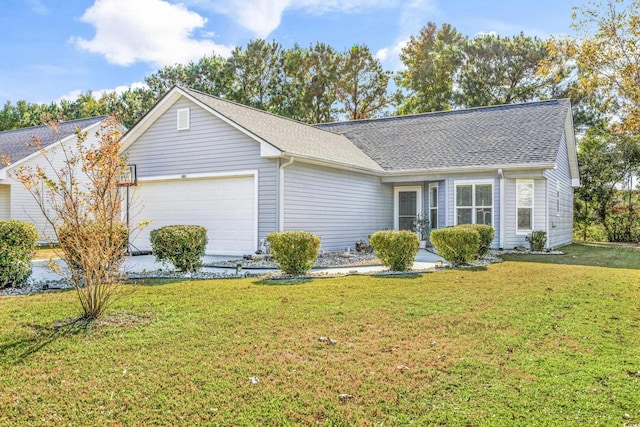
[1,0,583,106]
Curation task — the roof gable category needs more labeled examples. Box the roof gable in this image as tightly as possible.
[121,87,383,172]
[0,116,107,170]
[316,99,572,173]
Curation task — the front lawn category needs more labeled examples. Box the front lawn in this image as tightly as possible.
[500,242,640,269]
[1,261,638,425]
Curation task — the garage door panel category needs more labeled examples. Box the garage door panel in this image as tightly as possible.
[130,176,255,255]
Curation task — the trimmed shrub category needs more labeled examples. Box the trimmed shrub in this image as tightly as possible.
[369,230,419,271]
[0,220,38,288]
[267,231,320,275]
[458,224,495,256]
[430,226,480,265]
[526,230,547,251]
[150,225,208,272]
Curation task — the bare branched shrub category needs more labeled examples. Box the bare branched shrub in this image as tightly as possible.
[12,115,130,319]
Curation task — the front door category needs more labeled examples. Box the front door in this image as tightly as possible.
[395,186,422,231]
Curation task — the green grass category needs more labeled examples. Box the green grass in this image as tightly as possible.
[1,260,639,425]
[500,243,640,269]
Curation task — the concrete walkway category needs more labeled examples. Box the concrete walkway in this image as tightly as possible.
[30,249,446,282]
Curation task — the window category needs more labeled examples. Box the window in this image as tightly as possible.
[516,180,533,232]
[455,182,492,225]
[429,184,438,229]
[177,108,190,130]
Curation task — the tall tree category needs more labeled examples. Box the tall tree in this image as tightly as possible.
[225,39,284,111]
[456,33,557,107]
[336,44,394,120]
[396,22,465,113]
[145,54,231,99]
[557,0,640,131]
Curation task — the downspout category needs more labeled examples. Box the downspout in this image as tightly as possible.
[498,168,505,249]
[279,157,295,231]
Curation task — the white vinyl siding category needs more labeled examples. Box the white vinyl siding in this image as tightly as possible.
[124,98,278,245]
[283,162,392,252]
[516,180,534,233]
[544,129,574,248]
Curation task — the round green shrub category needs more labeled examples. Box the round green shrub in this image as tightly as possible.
[0,220,38,288]
[150,225,208,272]
[267,231,320,275]
[369,230,419,271]
[430,226,480,265]
[457,224,495,256]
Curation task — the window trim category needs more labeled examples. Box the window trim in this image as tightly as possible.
[429,183,438,229]
[394,186,422,231]
[516,179,534,234]
[454,179,494,226]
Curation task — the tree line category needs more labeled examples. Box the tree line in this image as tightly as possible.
[0,25,577,130]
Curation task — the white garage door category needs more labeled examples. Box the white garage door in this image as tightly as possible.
[129,175,256,255]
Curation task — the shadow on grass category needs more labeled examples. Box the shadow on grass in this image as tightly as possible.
[372,272,423,279]
[254,278,313,286]
[499,243,640,270]
[0,317,91,366]
[127,278,188,286]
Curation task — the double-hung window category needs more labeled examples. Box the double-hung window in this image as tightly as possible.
[516,180,534,232]
[455,181,493,226]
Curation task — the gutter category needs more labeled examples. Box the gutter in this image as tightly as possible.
[279,157,295,231]
[498,168,505,249]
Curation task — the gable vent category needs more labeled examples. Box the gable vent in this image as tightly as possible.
[177,108,190,130]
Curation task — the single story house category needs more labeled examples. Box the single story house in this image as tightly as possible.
[0,116,109,242]
[120,86,579,255]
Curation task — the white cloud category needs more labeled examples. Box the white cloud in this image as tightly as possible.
[73,0,234,67]
[57,82,148,102]
[25,0,48,14]
[189,0,396,38]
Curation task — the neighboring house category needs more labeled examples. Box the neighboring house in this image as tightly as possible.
[0,117,108,241]
[120,86,579,255]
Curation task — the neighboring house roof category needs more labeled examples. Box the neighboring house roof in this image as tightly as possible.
[0,116,106,169]
[316,99,572,172]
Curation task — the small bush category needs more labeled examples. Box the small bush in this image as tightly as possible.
[0,220,38,288]
[369,230,419,271]
[267,231,320,275]
[59,222,128,273]
[458,224,495,256]
[430,226,480,265]
[526,230,547,251]
[150,225,208,272]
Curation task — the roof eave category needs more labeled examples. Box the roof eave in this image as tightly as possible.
[380,162,556,181]
[279,151,384,175]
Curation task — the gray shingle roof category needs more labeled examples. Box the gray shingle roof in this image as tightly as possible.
[0,116,106,168]
[181,88,383,172]
[316,99,571,172]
